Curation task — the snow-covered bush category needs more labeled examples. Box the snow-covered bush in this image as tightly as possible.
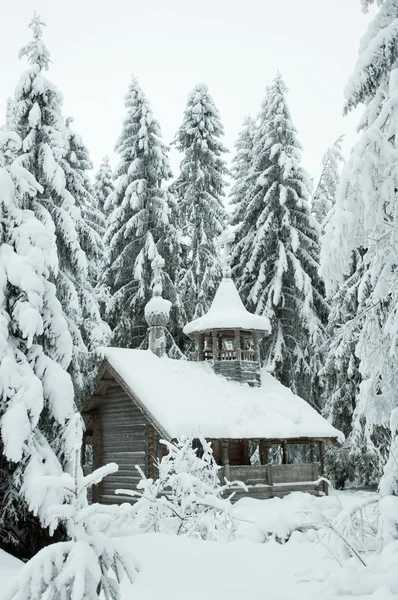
[9,425,138,600]
[118,437,245,541]
[325,496,398,598]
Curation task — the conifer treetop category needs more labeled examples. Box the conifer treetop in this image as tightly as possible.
[174,82,228,173]
[114,75,172,184]
[19,12,51,71]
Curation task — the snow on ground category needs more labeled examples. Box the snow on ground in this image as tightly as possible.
[1,490,393,600]
[119,530,332,600]
[0,550,22,599]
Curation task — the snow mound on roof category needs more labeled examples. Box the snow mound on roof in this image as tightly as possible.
[100,348,343,442]
[183,278,271,335]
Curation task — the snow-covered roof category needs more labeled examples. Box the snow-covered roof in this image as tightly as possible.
[98,348,343,442]
[183,278,271,336]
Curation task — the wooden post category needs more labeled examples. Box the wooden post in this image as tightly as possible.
[212,330,218,361]
[264,442,270,465]
[198,334,204,362]
[267,463,273,486]
[309,441,315,463]
[259,440,270,466]
[259,440,265,465]
[81,435,87,467]
[319,441,326,474]
[319,440,327,495]
[282,440,288,465]
[235,329,241,361]
[253,331,261,362]
[243,439,250,465]
[222,439,230,481]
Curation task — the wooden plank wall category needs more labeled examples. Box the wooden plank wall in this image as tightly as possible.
[94,385,147,505]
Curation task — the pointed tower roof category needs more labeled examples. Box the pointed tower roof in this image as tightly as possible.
[183,278,271,336]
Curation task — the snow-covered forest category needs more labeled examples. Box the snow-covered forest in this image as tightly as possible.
[1,2,398,599]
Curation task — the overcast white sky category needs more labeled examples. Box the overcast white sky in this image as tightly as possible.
[0,0,374,186]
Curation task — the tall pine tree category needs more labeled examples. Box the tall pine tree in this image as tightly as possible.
[172,83,227,321]
[104,76,183,348]
[12,14,108,404]
[232,74,326,406]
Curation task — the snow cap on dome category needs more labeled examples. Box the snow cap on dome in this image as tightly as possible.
[183,278,271,336]
[145,295,171,328]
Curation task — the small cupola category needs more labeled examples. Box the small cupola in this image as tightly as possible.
[145,255,171,358]
[183,229,271,386]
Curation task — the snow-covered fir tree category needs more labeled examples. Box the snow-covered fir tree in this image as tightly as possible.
[119,437,242,540]
[172,83,228,321]
[322,0,398,494]
[93,155,114,217]
[104,76,184,348]
[10,425,137,600]
[63,118,107,283]
[312,134,344,231]
[229,115,256,227]
[319,248,386,488]
[0,127,78,556]
[12,15,108,404]
[232,74,326,405]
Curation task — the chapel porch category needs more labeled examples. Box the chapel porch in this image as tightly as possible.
[211,438,328,500]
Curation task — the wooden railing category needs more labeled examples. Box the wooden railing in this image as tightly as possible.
[203,349,257,362]
[241,349,255,361]
[220,350,236,361]
[219,463,320,487]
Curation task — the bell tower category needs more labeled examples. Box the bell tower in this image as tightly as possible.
[183,229,271,386]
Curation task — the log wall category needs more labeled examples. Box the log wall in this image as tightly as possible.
[213,360,261,386]
[92,384,148,505]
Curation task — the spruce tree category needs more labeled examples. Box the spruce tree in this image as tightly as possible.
[104,76,183,348]
[322,0,398,494]
[93,155,114,217]
[12,15,108,404]
[63,119,107,279]
[320,249,371,488]
[0,127,78,557]
[172,83,228,321]
[233,74,326,405]
[229,115,256,226]
[312,135,344,231]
